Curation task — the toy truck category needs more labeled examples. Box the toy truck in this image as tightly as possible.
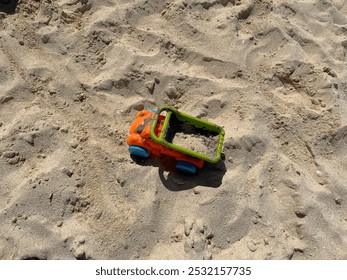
[126,105,225,174]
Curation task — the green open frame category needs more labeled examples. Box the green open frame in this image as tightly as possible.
[150,106,225,163]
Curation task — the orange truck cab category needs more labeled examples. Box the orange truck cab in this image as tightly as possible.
[126,109,204,174]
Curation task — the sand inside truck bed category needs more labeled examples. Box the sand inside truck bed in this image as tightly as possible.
[167,121,220,158]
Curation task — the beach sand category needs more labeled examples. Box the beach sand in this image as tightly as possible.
[1,0,347,259]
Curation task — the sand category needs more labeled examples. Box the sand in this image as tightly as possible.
[169,121,220,158]
[172,131,218,157]
[1,0,347,260]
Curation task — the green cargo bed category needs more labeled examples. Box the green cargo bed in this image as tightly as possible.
[150,106,225,163]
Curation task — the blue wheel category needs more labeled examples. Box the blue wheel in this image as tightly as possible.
[176,161,198,174]
[145,108,157,113]
[128,146,150,158]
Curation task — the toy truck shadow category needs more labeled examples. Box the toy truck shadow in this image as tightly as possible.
[131,153,226,191]
[0,0,19,14]
[159,160,226,191]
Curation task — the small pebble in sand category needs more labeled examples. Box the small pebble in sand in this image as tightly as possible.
[78,238,86,245]
[8,157,20,165]
[57,221,63,227]
[132,102,144,111]
[247,241,258,252]
[42,35,49,44]
[2,151,16,158]
[12,217,17,223]
[52,125,61,130]
[77,93,86,102]
[184,219,193,236]
[80,200,89,208]
[62,167,74,177]
[70,141,79,149]
[193,188,201,195]
[165,83,179,99]
[145,81,155,93]
[23,134,35,145]
[311,99,320,105]
[205,230,214,240]
[73,248,86,259]
[335,198,342,205]
[76,178,86,188]
[315,170,322,177]
[49,89,56,95]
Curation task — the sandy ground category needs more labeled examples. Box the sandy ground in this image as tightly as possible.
[1,0,347,260]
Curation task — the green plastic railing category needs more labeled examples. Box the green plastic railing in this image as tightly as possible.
[150,106,225,163]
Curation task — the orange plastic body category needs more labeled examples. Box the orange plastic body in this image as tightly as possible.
[126,110,204,169]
